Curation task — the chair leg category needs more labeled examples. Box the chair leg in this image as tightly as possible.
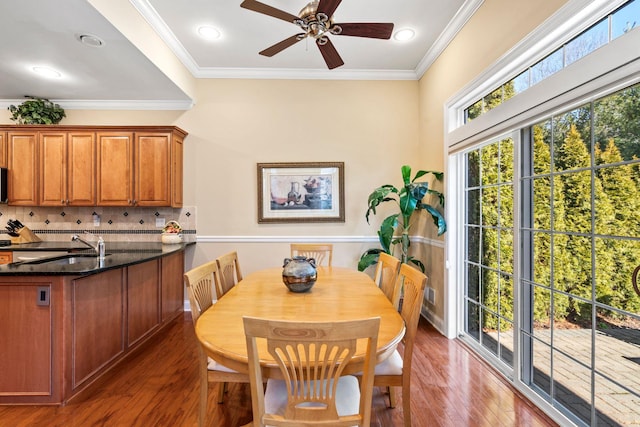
[199,363,208,427]
[402,379,411,427]
[217,382,226,404]
[388,386,397,408]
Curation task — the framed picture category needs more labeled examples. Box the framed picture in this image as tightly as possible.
[257,162,345,223]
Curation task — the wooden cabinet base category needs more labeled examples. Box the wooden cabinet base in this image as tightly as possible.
[0,252,184,405]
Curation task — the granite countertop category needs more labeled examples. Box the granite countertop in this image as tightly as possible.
[0,241,195,276]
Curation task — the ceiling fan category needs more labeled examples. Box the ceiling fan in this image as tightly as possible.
[240,0,394,69]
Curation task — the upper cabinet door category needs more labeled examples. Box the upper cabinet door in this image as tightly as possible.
[171,133,184,207]
[96,132,134,206]
[67,132,96,206]
[134,133,171,207]
[0,132,7,168]
[8,131,38,206]
[38,132,67,206]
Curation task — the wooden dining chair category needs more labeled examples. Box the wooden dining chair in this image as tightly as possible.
[184,260,250,426]
[372,263,427,427]
[243,316,380,427]
[215,251,243,298]
[374,252,402,308]
[290,243,333,266]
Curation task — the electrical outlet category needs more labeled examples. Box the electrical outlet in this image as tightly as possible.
[426,287,436,305]
[156,217,165,228]
[93,214,100,227]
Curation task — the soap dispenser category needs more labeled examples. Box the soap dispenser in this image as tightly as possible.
[97,236,105,259]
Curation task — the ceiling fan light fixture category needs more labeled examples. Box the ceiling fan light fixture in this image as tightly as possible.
[393,28,415,41]
[197,26,221,40]
[32,66,62,79]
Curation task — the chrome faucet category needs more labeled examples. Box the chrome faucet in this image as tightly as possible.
[71,234,104,257]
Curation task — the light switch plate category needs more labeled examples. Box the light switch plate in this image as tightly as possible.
[156,218,165,228]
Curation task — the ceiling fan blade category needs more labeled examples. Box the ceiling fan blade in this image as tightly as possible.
[316,38,344,70]
[333,22,394,39]
[317,0,342,18]
[240,0,299,24]
[259,34,305,57]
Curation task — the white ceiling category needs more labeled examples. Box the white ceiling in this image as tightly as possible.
[0,0,481,109]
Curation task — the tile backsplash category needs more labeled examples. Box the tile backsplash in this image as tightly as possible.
[0,205,196,243]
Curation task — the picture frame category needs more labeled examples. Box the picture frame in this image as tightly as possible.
[257,162,345,223]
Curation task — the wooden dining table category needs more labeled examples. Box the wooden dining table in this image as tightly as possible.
[195,266,406,377]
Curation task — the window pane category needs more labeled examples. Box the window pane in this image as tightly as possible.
[531,338,552,396]
[500,138,514,183]
[532,120,552,175]
[533,232,551,287]
[482,186,499,226]
[553,234,592,300]
[553,106,591,173]
[500,273,514,321]
[467,262,480,302]
[565,18,608,66]
[531,49,563,86]
[481,143,500,185]
[553,351,593,425]
[483,87,503,113]
[481,228,499,269]
[511,70,530,94]
[482,267,500,315]
[612,0,640,39]
[533,284,552,336]
[467,189,480,225]
[467,225,480,262]
[555,170,592,234]
[467,149,481,187]
[594,83,640,162]
[594,237,640,312]
[500,229,513,274]
[466,99,483,122]
[533,177,551,230]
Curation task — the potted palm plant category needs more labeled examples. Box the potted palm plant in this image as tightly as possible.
[358,165,446,272]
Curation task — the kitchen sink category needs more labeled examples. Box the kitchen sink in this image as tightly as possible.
[11,253,111,266]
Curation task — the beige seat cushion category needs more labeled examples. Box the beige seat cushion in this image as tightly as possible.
[373,349,403,376]
[207,357,239,373]
[264,376,361,419]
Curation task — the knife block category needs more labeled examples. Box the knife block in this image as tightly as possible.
[10,226,42,244]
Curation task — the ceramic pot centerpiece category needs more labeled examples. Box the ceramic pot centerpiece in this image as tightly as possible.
[282,256,317,292]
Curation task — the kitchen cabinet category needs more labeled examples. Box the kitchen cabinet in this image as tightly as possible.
[0,247,187,404]
[126,259,160,347]
[0,131,6,168]
[161,251,184,322]
[0,278,60,402]
[0,125,186,207]
[96,132,134,206]
[7,131,38,206]
[39,131,96,206]
[97,128,185,207]
[71,269,125,391]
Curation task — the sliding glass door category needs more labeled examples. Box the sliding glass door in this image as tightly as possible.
[460,83,640,426]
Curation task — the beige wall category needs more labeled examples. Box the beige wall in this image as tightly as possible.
[415,0,569,328]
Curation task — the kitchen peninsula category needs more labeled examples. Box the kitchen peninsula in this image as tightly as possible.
[0,241,192,405]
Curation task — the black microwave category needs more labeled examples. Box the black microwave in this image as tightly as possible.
[0,168,7,203]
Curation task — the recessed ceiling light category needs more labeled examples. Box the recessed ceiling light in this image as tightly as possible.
[32,66,62,79]
[76,33,105,48]
[394,28,415,41]
[198,26,221,40]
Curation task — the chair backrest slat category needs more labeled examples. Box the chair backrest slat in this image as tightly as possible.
[290,243,333,267]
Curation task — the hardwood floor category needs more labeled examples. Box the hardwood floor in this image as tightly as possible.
[0,313,558,427]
